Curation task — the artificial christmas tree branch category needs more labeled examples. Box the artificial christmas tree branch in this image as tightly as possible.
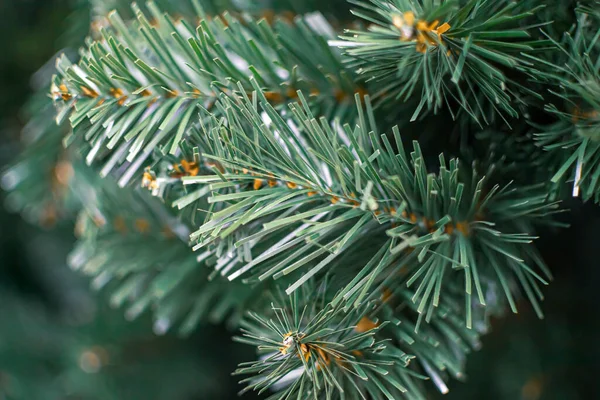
[234,284,420,400]
[531,6,600,202]
[337,0,553,125]
[69,165,262,335]
[44,2,566,394]
[174,86,559,326]
[52,4,363,191]
[5,0,597,399]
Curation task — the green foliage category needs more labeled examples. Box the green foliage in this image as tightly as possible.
[533,6,600,202]
[234,279,492,398]
[52,2,360,189]
[90,0,353,20]
[44,0,566,389]
[68,167,260,335]
[1,96,78,227]
[338,0,552,124]
[0,0,92,227]
[6,0,594,398]
[375,288,486,395]
[90,0,208,19]
[235,284,421,400]
[175,89,558,326]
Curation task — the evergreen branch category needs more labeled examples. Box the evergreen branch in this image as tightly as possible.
[176,87,559,326]
[6,1,581,398]
[375,287,488,395]
[336,0,552,124]
[91,0,217,20]
[531,6,600,202]
[176,88,396,290]
[51,2,361,189]
[234,282,422,399]
[235,280,494,398]
[68,169,259,335]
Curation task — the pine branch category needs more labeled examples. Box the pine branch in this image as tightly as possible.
[336,0,553,125]
[234,282,423,399]
[235,280,494,398]
[51,2,361,189]
[89,0,353,21]
[68,168,259,335]
[531,6,600,202]
[90,0,211,20]
[375,287,487,395]
[175,86,560,327]
[7,1,580,399]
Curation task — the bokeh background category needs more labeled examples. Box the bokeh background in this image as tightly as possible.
[0,1,597,399]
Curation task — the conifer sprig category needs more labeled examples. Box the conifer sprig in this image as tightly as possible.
[532,7,600,202]
[11,1,577,398]
[337,0,551,124]
[178,86,393,291]
[51,2,360,189]
[234,281,493,398]
[68,170,258,336]
[90,0,354,21]
[175,87,559,326]
[374,288,488,395]
[234,284,422,400]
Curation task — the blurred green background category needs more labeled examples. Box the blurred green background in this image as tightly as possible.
[0,1,597,399]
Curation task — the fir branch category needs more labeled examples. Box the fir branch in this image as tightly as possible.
[531,6,600,202]
[235,281,493,398]
[51,2,361,189]
[7,1,580,398]
[90,0,216,21]
[336,0,553,124]
[89,0,354,21]
[68,169,259,335]
[177,87,395,290]
[176,87,560,326]
[375,287,488,395]
[234,283,422,400]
